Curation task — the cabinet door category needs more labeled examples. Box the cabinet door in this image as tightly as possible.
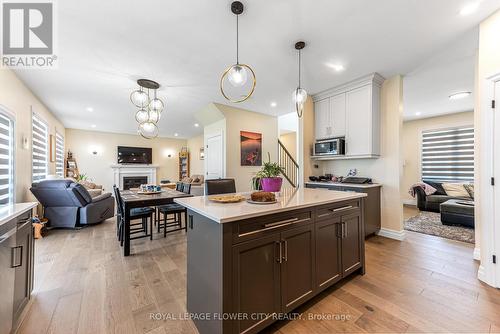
[341,212,363,275]
[345,85,372,156]
[0,229,16,334]
[280,224,315,313]
[329,93,346,138]
[314,98,330,140]
[13,221,32,323]
[315,218,342,292]
[232,234,281,334]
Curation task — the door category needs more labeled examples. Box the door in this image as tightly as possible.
[341,212,363,275]
[13,221,32,324]
[280,224,315,313]
[314,98,330,140]
[315,218,342,292]
[232,234,281,334]
[0,228,16,334]
[205,132,223,179]
[346,85,372,156]
[494,80,500,288]
[329,93,346,138]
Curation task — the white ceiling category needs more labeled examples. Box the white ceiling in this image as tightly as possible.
[14,0,500,138]
[403,27,478,121]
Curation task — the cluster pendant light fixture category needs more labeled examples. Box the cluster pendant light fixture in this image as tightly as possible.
[220,1,256,103]
[130,79,164,139]
[293,41,307,118]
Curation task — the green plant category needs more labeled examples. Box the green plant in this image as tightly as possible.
[255,153,285,179]
[76,173,88,182]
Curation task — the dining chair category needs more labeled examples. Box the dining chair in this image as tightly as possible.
[205,178,236,195]
[113,185,155,244]
[175,182,183,192]
[157,182,190,236]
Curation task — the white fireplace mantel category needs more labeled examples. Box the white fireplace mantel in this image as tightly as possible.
[111,164,159,189]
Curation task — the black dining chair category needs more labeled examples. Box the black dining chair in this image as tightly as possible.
[205,178,236,195]
[175,182,183,192]
[113,185,155,244]
[157,183,190,237]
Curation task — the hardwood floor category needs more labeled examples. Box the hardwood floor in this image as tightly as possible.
[18,217,500,334]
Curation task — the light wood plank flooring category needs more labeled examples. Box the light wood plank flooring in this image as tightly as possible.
[18,216,500,334]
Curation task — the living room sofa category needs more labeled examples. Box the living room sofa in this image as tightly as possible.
[30,179,115,228]
[415,181,472,213]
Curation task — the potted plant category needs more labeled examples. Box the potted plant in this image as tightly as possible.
[256,153,285,192]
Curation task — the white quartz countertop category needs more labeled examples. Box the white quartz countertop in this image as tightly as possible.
[174,188,366,223]
[0,202,37,227]
[305,181,382,189]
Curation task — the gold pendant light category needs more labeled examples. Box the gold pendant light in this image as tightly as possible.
[220,1,256,103]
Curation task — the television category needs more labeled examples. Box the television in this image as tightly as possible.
[117,146,152,164]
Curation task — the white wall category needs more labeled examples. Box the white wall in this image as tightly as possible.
[320,76,405,233]
[0,68,65,202]
[65,129,187,192]
[187,134,204,175]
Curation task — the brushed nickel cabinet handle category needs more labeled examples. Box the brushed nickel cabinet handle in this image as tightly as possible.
[239,218,310,237]
[11,245,22,268]
[264,218,299,228]
[331,205,353,212]
[276,241,282,263]
[283,240,288,262]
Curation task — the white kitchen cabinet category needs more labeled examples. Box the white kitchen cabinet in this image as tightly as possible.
[314,93,346,140]
[314,98,330,140]
[312,73,383,159]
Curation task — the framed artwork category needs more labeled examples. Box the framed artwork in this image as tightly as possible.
[240,131,262,166]
[200,147,205,160]
[49,134,56,162]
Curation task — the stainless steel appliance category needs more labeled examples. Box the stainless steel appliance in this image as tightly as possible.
[314,138,345,156]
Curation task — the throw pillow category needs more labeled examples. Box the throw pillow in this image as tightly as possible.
[423,180,447,195]
[192,177,200,183]
[463,184,474,199]
[442,183,469,197]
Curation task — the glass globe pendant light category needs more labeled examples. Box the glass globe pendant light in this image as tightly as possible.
[130,79,164,139]
[139,121,159,139]
[135,108,149,123]
[293,41,307,118]
[130,87,148,108]
[149,89,164,113]
[220,1,256,103]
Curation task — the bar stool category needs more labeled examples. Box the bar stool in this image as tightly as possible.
[157,183,190,237]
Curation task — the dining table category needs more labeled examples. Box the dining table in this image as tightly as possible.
[119,188,193,256]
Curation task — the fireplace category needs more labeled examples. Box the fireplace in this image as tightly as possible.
[111,164,159,190]
[123,176,148,190]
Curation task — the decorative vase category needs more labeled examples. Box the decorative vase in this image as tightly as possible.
[260,177,283,192]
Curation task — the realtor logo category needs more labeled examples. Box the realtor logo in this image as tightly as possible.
[1,1,57,68]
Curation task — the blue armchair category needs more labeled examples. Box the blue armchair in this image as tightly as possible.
[30,179,115,228]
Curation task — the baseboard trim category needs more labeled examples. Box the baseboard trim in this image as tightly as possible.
[473,247,480,261]
[477,264,486,283]
[376,228,406,241]
[402,199,417,206]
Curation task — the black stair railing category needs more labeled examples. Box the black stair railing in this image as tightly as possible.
[278,139,299,188]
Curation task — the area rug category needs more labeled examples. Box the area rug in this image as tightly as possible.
[404,211,475,244]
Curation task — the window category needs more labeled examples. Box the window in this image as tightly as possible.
[32,113,48,182]
[0,111,14,205]
[421,126,474,182]
[55,132,64,177]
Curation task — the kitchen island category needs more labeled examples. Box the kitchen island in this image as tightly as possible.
[175,188,366,334]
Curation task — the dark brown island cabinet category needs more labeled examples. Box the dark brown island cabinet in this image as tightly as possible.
[305,182,381,237]
[182,194,365,334]
[0,204,36,334]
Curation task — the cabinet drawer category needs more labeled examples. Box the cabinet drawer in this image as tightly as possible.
[315,200,360,221]
[233,210,313,244]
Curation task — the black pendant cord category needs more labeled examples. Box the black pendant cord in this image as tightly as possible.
[298,49,301,89]
[236,15,239,65]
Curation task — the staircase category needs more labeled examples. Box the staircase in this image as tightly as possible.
[278,139,299,188]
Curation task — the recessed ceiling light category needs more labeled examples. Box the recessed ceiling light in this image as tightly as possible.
[91,124,96,128]
[174,133,179,137]
[326,63,345,72]
[449,92,472,100]
[194,123,199,127]
[415,112,421,116]
[460,2,480,16]
[86,107,94,112]
[270,102,277,107]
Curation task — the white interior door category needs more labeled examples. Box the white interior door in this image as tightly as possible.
[206,133,223,180]
[494,80,500,287]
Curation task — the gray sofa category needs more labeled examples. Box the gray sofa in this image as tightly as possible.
[415,181,471,213]
[30,179,114,228]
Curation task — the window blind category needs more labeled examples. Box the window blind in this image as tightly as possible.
[55,132,64,177]
[32,113,48,182]
[421,126,474,182]
[0,112,14,204]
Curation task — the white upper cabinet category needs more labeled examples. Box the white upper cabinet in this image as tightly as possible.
[313,73,384,158]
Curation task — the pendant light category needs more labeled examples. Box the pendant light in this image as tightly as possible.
[220,1,256,103]
[293,41,307,118]
[129,79,164,139]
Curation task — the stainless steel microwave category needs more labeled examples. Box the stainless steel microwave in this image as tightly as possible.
[314,138,345,156]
